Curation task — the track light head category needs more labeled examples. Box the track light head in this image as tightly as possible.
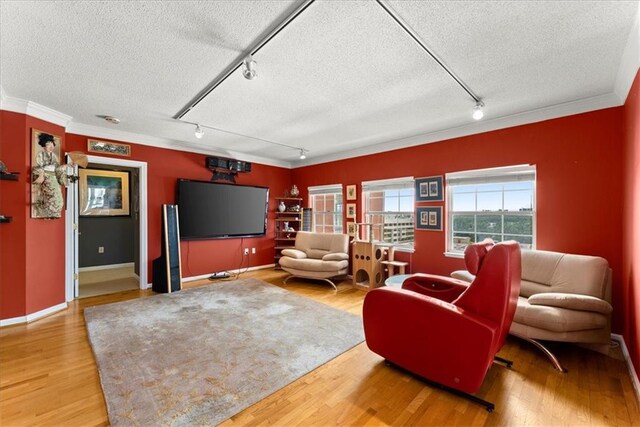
[194,124,204,139]
[472,101,485,120]
[242,55,257,80]
[299,149,306,160]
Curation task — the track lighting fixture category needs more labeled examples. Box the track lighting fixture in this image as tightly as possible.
[242,55,257,80]
[194,124,204,139]
[299,149,307,160]
[472,101,485,120]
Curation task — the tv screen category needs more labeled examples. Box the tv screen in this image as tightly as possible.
[177,179,268,240]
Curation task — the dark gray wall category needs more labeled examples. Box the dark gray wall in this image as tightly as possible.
[79,216,135,267]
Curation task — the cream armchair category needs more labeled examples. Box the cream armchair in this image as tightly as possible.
[278,231,350,289]
[452,248,612,372]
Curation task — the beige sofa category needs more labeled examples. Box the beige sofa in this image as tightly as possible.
[278,231,349,289]
[452,249,612,371]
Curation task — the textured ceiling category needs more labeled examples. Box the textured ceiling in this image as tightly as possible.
[1,1,638,167]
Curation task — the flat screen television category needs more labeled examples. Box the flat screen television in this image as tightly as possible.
[177,179,268,240]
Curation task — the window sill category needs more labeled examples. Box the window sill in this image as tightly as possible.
[394,245,415,254]
[444,251,464,259]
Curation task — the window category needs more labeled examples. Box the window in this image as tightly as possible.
[446,165,536,254]
[362,177,414,247]
[308,184,343,234]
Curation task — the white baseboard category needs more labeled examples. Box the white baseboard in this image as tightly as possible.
[611,333,640,405]
[79,262,135,272]
[0,302,68,327]
[182,263,276,283]
[143,263,276,289]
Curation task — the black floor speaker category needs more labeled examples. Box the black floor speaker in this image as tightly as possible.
[152,204,182,293]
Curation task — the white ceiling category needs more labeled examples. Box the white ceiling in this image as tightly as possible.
[1,1,639,168]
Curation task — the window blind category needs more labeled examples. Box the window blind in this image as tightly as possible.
[308,184,342,195]
[362,176,414,192]
[446,165,535,186]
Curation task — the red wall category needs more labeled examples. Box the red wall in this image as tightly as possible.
[64,134,292,282]
[0,111,67,318]
[622,70,640,374]
[292,108,625,330]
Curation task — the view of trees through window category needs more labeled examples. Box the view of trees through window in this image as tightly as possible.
[449,181,534,251]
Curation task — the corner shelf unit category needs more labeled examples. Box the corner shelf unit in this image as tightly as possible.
[274,197,303,269]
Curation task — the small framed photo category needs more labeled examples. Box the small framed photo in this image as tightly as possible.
[415,176,443,202]
[346,222,357,237]
[346,184,357,201]
[416,206,442,231]
[88,139,131,157]
[346,203,356,219]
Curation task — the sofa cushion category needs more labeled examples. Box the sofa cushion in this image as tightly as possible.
[279,256,348,273]
[306,249,330,259]
[281,249,307,259]
[514,296,607,332]
[528,293,612,314]
[323,253,349,261]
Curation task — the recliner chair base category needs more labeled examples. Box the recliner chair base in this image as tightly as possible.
[511,333,567,372]
[384,360,495,412]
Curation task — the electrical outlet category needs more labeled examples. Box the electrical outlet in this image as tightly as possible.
[251,247,256,254]
[244,248,249,256]
[98,246,104,253]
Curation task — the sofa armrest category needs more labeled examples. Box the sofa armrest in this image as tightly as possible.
[402,273,470,303]
[450,270,475,283]
[322,252,349,261]
[281,249,307,259]
[528,293,613,314]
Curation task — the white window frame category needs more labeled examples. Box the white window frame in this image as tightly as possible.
[308,184,343,234]
[362,177,415,250]
[445,165,536,257]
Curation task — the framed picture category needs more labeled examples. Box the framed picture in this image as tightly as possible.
[415,176,444,202]
[416,206,442,231]
[79,168,130,216]
[87,139,131,157]
[346,184,357,201]
[346,203,356,219]
[346,222,357,237]
[31,129,64,218]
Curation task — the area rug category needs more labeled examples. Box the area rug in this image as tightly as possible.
[84,278,364,426]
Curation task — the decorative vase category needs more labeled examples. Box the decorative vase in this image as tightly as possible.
[278,201,286,212]
[290,185,300,197]
[283,221,289,231]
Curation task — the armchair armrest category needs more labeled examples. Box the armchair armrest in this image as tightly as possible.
[363,287,496,393]
[281,249,307,259]
[402,273,470,303]
[322,252,349,261]
[528,293,613,314]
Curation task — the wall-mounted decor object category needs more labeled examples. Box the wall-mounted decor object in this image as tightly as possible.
[415,176,443,202]
[87,139,131,157]
[31,129,67,218]
[416,206,442,231]
[346,184,357,201]
[346,203,356,219]
[79,168,130,216]
[347,222,357,237]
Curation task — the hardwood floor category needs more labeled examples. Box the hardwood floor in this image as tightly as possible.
[1,269,638,426]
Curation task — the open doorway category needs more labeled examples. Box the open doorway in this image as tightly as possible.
[65,155,148,301]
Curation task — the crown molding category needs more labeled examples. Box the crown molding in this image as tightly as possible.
[614,6,640,104]
[65,122,292,169]
[292,92,623,168]
[0,88,72,128]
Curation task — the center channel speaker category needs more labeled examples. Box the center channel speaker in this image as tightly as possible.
[206,156,251,172]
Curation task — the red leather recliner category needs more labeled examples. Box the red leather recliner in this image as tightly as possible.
[362,240,521,411]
